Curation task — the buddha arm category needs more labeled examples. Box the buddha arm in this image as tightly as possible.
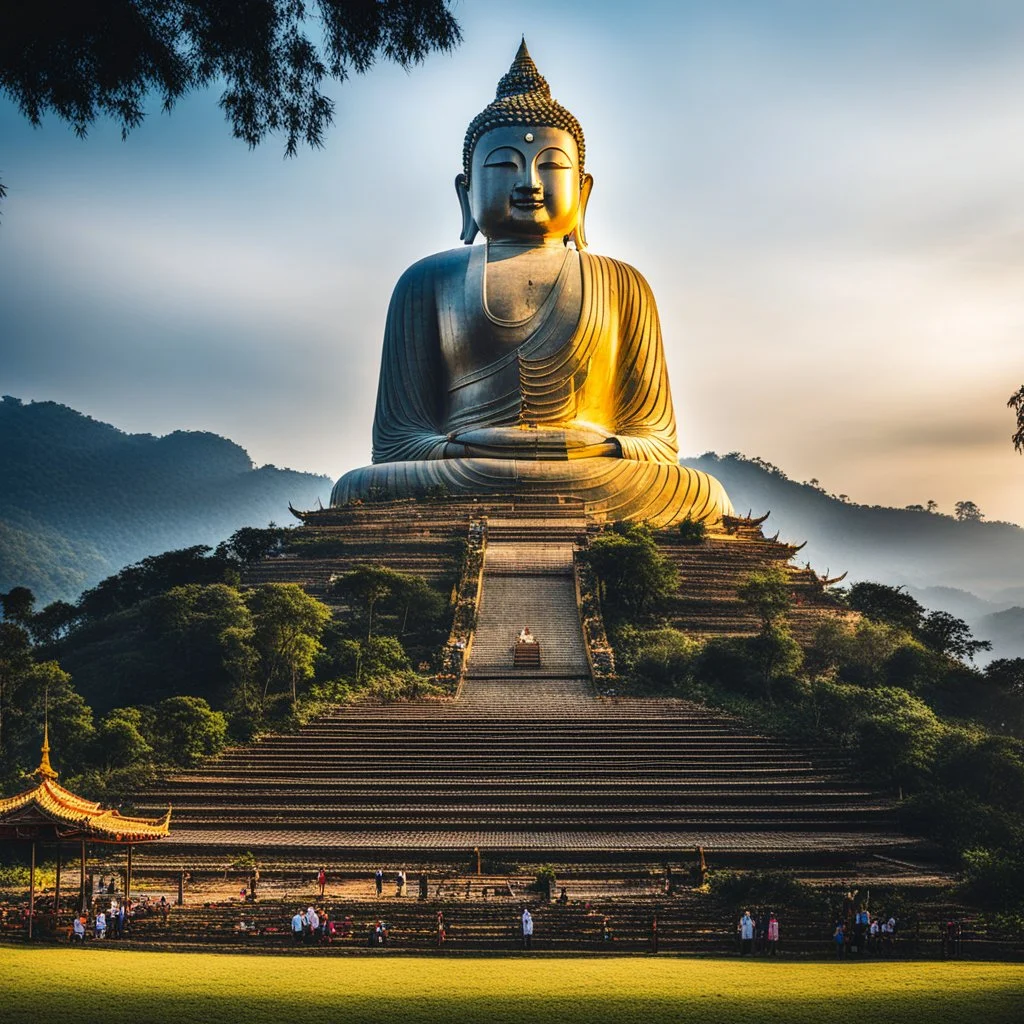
[371,263,464,463]
[605,258,680,464]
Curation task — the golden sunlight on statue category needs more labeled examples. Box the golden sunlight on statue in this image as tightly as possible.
[331,41,733,526]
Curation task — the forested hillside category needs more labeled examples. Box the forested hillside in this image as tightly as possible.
[0,397,331,603]
[683,453,1024,660]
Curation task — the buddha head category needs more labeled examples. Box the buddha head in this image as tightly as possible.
[456,40,594,248]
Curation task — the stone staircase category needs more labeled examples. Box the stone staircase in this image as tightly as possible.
[132,699,916,860]
[463,517,591,695]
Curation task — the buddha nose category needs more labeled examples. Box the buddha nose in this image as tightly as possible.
[515,164,543,194]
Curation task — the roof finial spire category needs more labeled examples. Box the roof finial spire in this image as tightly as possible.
[37,692,58,780]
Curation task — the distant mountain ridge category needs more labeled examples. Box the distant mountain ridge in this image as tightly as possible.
[0,396,331,603]
[2,401,1020,660]
[683,453,1024,660]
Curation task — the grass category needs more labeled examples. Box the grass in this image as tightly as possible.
[2,948,1022,1023]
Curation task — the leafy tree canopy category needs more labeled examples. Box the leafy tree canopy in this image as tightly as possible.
[0,1,461,155]
[1009,385,1024,454]
[919,609,992,663]
[954,500,985,522]
[0,586,35,623]
[736,565,792,627]
[846,581,924,633]
[148,695,226,767]
[587,523,679,618]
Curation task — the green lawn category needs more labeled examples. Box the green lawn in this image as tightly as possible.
[2,947,1021,1023]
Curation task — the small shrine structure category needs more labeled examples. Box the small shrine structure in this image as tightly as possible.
[0,725,170,938]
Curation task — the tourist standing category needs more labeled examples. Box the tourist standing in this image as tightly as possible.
[521,907,534,950]
[436,911,447,946]
[305,906,319,944]
[767,912,779,956]
[375,867,384,897]
[833,921,846,958]
[317,867,326,898]
[739,911,754,955]
[291,909,304,944]
[95,910,106,940]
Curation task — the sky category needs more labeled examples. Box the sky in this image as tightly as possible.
[1,0,1022,525]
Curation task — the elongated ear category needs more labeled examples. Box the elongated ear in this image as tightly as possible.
[455,173,478,244]
[569,173,594,251]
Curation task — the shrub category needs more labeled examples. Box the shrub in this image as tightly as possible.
[677,516,707,544]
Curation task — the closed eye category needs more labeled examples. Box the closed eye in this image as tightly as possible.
[484,161,519,169]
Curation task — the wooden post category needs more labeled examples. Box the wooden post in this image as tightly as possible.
[28,841,36,939]
[177,870,184,907]
[53,846,62,933]
[126,844,133,901]
[79,840,87,914]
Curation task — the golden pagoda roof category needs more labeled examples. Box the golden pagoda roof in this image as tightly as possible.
[0,728,170,842]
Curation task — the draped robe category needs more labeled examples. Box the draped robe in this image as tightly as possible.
[331,246,733,526]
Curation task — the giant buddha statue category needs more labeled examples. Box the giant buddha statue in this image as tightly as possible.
[331,41,733,526]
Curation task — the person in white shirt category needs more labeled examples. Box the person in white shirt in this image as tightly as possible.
[521,907,534,949]
[72,917,85,941]
[517,626,536,644]
[739,911,755,955]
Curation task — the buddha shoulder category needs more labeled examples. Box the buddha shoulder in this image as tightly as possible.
[391,247,474,296]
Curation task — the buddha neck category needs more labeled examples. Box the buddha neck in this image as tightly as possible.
[485,237,568,261]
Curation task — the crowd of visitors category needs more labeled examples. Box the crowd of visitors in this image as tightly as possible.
[833,909,900,957]
[737,909,779,955]
[65,894,170,942]
[287,905,353,945]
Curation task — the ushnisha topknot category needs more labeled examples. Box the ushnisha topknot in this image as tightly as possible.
[463,39,586,180]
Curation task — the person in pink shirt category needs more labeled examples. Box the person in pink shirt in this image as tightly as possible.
[767,912,779,956]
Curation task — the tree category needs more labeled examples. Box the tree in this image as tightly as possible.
[846,582,924,633]
[677,516,707,545]
[0,1,461,201]
[93,706,153,771]
[985,658,1024,696]
[245,584,331,707]
[147,583,256,706]
[148,695,226,766]
[736,566,792,628]
[1009,385,1024,454]
[28,600,80,646]
[746,621,803,702]
[1,586,36,624]
[386,572,446,635]
[331,565,395,640]
[926,500,939,514]
[954,500,984,522]
[215,526,289,568]
[78,545,231,620]
[0,621,34,764]
[919,610,992,663]
[587,524,679,618]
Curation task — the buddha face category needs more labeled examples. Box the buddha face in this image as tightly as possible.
[468,126,582,242]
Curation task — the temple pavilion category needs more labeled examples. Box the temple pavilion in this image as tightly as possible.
[0,725,170,938]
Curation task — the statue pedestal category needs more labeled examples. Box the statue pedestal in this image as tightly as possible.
[331,458,733,528]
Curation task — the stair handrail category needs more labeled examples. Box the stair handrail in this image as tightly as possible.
[444,517,488,700]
